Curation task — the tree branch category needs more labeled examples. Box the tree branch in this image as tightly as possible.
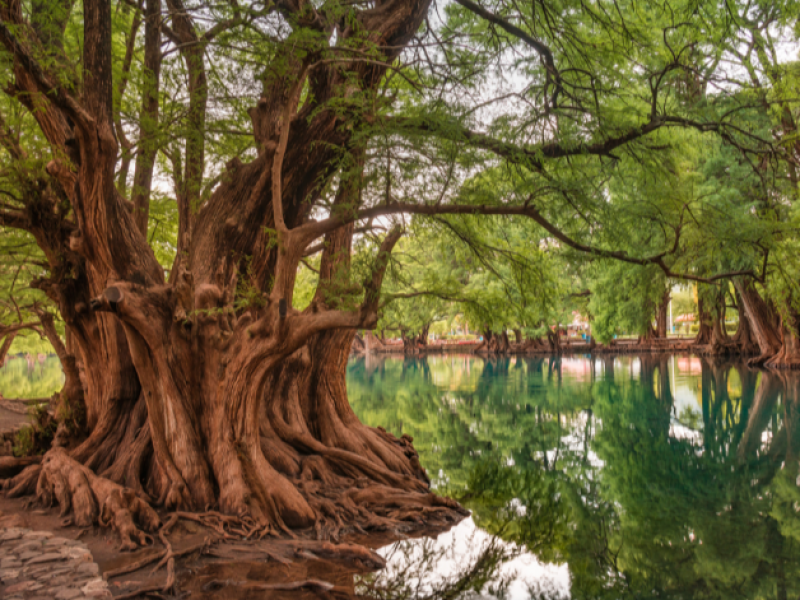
[453,0,561,105]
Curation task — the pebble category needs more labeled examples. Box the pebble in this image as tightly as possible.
[0,528,112,599]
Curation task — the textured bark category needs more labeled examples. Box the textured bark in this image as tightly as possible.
[130,0,161,235]
[546,327,562,353]
[656,289,670,339]
[402,324,430,355]
[734,279,782,365]
[764,321,800,370]
[0,332,16,366]
[363,331,389,353]
[692,296,714,347]
[731,304,759,355]
[0,0,468,548]
[37,311,86,441]
[351,333,367,355]
[474,328,511,355]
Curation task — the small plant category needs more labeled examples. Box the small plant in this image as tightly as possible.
[12,402,58,456]
[56,394,86,437]
[12,426,36,457]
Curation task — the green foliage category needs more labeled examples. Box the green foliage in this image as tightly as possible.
[0,356,64,399]
[13,403,57,457]
[12,425,36,458]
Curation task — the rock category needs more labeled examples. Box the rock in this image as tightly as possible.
[61,546,91,561]
[43,537,72,547]
[25,552,67,565]
[0,528,25,541]
[1,528,106,600]
[4,579,36,593]
[76,562,100,576]
[43,565,75,578]
[13,540,45,553]
[0,567,21,581]
[54,587,83,600]
[22,530,53,540]
[82,577,113,599]
[0,558,23,568]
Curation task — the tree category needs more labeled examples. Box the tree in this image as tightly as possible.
[1,0,797,546]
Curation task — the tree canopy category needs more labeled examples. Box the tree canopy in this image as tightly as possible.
[2,0,800,548]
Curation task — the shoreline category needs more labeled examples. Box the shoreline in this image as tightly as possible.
[360,337,745,356]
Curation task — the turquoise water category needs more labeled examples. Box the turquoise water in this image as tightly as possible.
[347,353,800,599]
[4,352,799,598]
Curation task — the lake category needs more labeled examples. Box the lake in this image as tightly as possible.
[2,352,798,598]
[347,353,800,599]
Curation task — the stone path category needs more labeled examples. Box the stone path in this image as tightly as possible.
[0,528,112,599]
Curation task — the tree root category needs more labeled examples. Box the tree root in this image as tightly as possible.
[36,448,160,550]
[0,456,41,479]
[202,578,335,594]
[103,549,167,581]
[115,582,174,600]
[3,463,41,497]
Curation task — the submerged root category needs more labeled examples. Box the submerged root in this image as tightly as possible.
[36,448,160,550]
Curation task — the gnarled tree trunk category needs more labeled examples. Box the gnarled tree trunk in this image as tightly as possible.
[656,289,670,339]
[692,296,714,348]
[0,0,467,547]
[734,279,782,365]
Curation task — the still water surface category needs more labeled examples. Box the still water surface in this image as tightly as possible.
[347,353,800,599]
[2,353,798,598]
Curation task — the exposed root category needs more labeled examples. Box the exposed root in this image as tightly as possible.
[764,332,800,369]
[202,578,335,594]
[748,352,775,367]
[35,448,160,550]
[0,456,41,480]
[3,464,41,497]
[115,582,173,600]
[103,549,167,580]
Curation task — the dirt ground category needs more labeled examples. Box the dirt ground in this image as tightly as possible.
[0,494,455,599]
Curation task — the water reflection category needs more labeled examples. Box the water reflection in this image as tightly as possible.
[348,354,800,599]
[2,352,798,598]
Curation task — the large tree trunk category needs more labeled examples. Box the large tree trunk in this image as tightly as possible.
[731,302,759,355]
[402,323,429,355]
[691,296,714,347]
[764,320,800,370]
[0,0,470,549]
[734,279,782,365]
[656,288,670,339]
[0,332,16,367]
[546,327,562,353]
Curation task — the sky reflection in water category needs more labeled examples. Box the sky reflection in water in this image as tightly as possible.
[347,353,800,600]
[3,353,798,598]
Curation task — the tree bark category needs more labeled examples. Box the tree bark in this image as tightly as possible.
[0,0,468,547]
[656,288,670,339]
[692,296,714,347]
[731,300,759,355]
[764,320,800,370]
[0,332,16,366]
[734,279,782,365]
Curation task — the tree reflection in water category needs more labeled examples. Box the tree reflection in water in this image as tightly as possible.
[3,353,798,598]
[347,353,800,599]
